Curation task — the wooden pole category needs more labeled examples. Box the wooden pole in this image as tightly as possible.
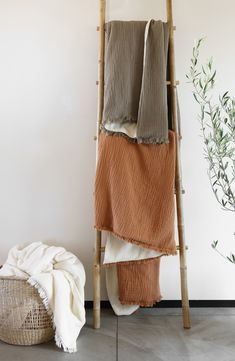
[93,0,106,329]
[166,0,191,329]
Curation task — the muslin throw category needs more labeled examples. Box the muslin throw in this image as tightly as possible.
[103,232,162,265]
[95,131,176,253]
[117,258,161,306]
[0,242,86,353]
[105,264,139,315]
[102,20,169,144]
[95,131,176,305]
[104,233,163,314]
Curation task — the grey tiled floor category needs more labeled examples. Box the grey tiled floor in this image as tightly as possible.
[0,308,235,361]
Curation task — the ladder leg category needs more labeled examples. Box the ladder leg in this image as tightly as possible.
[176,190,191,329]
[166,0,191,328]
[93,0,106,329]
[93,230,102,328]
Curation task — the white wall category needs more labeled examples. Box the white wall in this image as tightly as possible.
[0,0,234,301]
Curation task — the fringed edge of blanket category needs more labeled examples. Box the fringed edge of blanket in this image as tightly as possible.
[119,296,163,307]
[100,126,169,144]
[94,226,177,256]
[27,278,77,354]
[137,135,169,144]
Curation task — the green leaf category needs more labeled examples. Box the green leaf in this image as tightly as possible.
[208,70,216,83]
[208,57,213,70]
[222,91,229,99]
[202,65,207,75]
[227,255,235,264]
[193,93,200,103]
[211,240,219,248]
[222,199,227,207]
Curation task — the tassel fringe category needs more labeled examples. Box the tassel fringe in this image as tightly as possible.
[27,278,77,353]
[94,226,177,256]
[100,126,169,144]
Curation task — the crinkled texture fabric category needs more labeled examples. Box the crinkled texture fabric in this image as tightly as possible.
[102,20,169,144]
[95,132,176,306]
[105,264,139,316]
[95,131,176,254]
[104,232,162,314]
[117,258,162,307]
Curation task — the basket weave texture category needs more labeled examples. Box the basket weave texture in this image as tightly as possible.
[0,277,54,345]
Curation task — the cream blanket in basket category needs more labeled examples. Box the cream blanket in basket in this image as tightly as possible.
[0,242,86,353]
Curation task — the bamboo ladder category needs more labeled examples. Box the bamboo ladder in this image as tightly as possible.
[93,0,191,329]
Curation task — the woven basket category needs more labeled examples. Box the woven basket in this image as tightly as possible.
[0,277,54,345]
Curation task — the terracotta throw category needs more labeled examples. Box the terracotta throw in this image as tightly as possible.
[95,131,176,306]
[102,20,169,144]
[95,131,176,254]
[117,258,161,306]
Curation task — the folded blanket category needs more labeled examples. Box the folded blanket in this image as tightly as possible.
[95,132,176,306]
[95,131,176,254]
[102,20,169,144]
[0,242,86,353]
[106,264,139,316]
[104,232,162,265]
[118,258,161,306]
[103,232,162,310]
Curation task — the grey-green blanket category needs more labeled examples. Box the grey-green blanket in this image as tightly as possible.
[102,20,169,144]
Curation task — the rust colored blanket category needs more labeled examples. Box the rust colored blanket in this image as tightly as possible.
[95,131,176,254]
[94,131,176,306]
[117,258,162,306]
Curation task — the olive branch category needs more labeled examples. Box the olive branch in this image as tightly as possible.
[187,39,235,264]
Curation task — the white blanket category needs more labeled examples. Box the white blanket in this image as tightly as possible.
[104,233,162,264]
[0,242,86,353]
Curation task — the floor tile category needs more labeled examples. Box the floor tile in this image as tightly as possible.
[1,308,235,361]
[0,310,117,361]
[117,308,235,361]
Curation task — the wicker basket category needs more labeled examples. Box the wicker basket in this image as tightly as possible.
[0,277,54,345]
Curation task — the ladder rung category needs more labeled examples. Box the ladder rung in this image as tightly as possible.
[166,80,180,86]
[177,245,188,251]
[96,80,179,86]
[176,188,185,194]
[100,244,188,253]
[97,26,177,32]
